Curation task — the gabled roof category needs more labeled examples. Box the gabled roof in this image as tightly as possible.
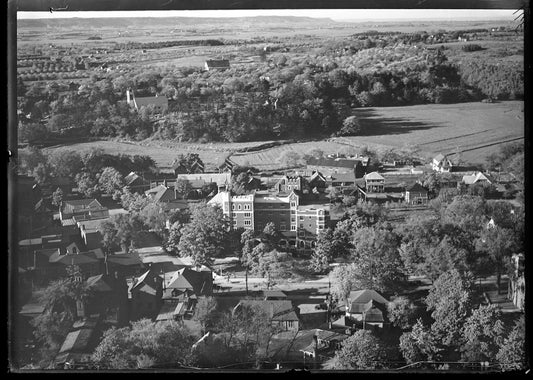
[364,172,385,181]
[433,153,446,162]
[62,199,104,214]
[48,252,99,266]
[59,328,94,354]
[167,268,213,296]
[263,290,287,299]
[237,300,299,321]
[462,171,492,185]
[307,157,359,169]
[348,289,389,305]
[86,274,113,292]
[406,182,428,193]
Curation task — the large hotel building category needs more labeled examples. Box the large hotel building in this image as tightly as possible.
[208,190,329,253]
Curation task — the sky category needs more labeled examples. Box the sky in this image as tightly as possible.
[17,9,518,21]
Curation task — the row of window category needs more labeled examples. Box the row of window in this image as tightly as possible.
[231,204,251,210]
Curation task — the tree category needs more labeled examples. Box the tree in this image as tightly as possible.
[399,319,442,364]
[101,213,145,253]
[139,202,167,235]
[475,226,518,294]
[47,150,83,179]
[91,319,197,369]
[51,188,64,207]
[193,296,218,335]
[442,195,486,235]
[350,226,407,293]
[75,171,100,198]
[32,162,52,186]
[460,304,504,362]
[496,316,526,371]
[425,269,474,347]
[330,264,357,304]
[98,167,125,200]
[31,271,94,361]
[336,115,362,136]
[387,296,418,330]
[324,330,388,370]
[18,146,47,175]
[177,202,229,267]
[279,151,301,168]
[175,178,193,198]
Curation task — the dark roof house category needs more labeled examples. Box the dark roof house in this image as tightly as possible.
[204,59,230,71]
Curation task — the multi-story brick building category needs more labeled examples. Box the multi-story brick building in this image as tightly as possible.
[208,190,329,253]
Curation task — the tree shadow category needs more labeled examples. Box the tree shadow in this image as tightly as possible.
[353,108,447,137]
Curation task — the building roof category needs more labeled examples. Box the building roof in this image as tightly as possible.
[406,182,428,193]
[106,253,143,267]
[263,290,288,299]
[59,328,94,354]
[134,95,168,108]
[205,59,230,68]
[433,153,446,162]
[237,300,299,321]
[156,301,187,321]
[328,172,356,183]
[86,274,113,292]
[167,268,213,296]
[348,289,389,305]
[48,252,99,266]
[62,199,104,214]
[462,171,492,185]
[364,172,385,181]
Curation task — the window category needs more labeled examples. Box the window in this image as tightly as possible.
[299,223,303,228]
[299,216,304,220]
[244,204,251,210]
[231,204,235,210]
[291,225,296,231]
[280,224,286,231]
[233,220,237,225]
[288,185,292,190]
[291,210,296,214]
[237,204,242,210]
[244,212,251,218]
[244,220,251,226]
[291,217,296,222]
[318,225,324,230]
[290,202,296,207]
[231,212,237,218]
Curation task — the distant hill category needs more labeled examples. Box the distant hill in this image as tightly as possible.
[18,16,337,29]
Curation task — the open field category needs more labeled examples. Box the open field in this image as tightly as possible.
[43,100,523,171]
[229,101,523,168]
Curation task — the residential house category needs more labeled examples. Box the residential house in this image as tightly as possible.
[234,299,300,331]
[300,329,350,365]
[462,171,493,185]
[219,157,237,173]
[404,182,429,205]
[308,171,327,193]
[364,172,385,193]
[204,59,230,71]
[126,89,168,112]
[176,172,231,193]
[54,316,101,369]
[432,154,453,172]
[85,273,129,325]
[145,184,178,203]
[129,269,163,321]
[172,158,205,176]
[344,289,389,330]
[124,171,151,193]
[326,172,357,194]
[157,267,213,322]
[60,199,108,223]
[106,252,145,277]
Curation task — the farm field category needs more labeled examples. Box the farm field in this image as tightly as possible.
[228,101,523,168]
